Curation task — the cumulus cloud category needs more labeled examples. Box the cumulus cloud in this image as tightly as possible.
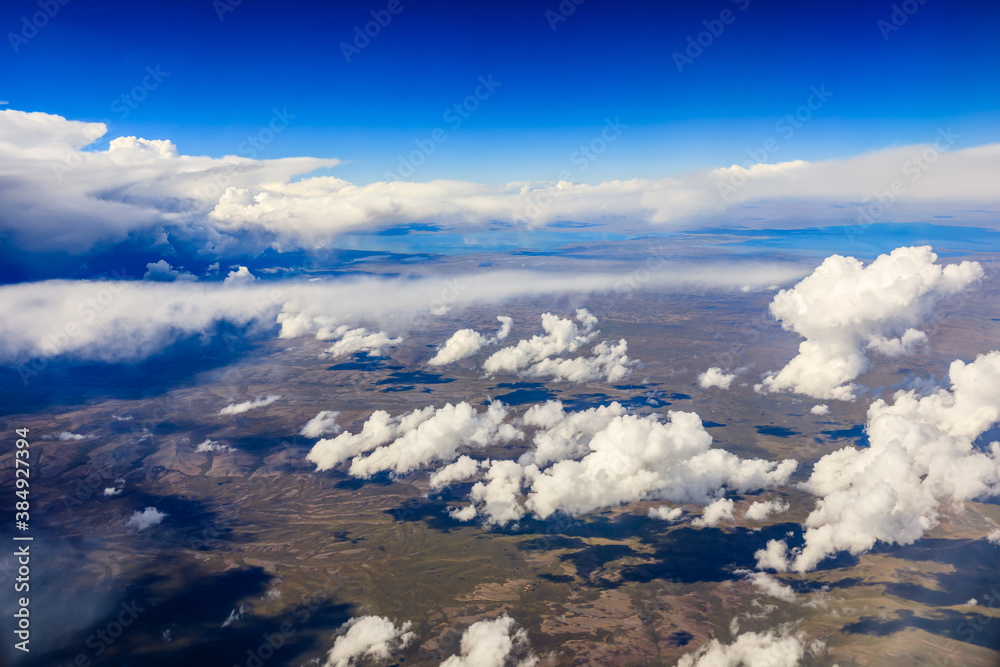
[322,327,402,358]
[300,411,342,438]
[692,498,735,527]
[428,316,513,366]
[677,625,818,667]
[219,394,282,416]
[126,507,166,531]
[757,246,982,400]
[758,351,1000,573]
[429,455,484,489]
[987,529,1000,545]
[306,402,521,478]
[222,265,256,287]
[5,109,1000,257]
[735,570,797,603]
[809,404,830,416]
[143,260,197,282]
[41,431,89,441]
[449,403,796,526]
[103,487,122,497]
[195,439,232,453]
[744,498,790,522]
[324,616,414,667]
[699,367,737,390]
[483,310,634,383]
[648,505,683,521]
[440,615,538,667]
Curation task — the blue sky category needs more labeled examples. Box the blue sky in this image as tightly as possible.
[3,0,999,184]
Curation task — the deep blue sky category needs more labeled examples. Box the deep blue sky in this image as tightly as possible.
[3,0,998,183]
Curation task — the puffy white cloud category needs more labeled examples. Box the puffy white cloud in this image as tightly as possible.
[735,570,797,603]
[195,439,232,453]
[987,529,1000,545]
[677,625,817,667]
[759,351,1000,573]
[324,616,414,667]
[126,507,166,531]
[455,408,795,526]
[483,310,634,383]
[692,498,735,527]
[41,431,89,441]
[222,266,256,287]
[429,455,484,489]
[0,265,807,365]
[219,394,281,416]
[300,411,342,439]
[428,316,514,366]
[648,505,683,521]
[699,367,736,390]
[744,498,790,522]
[757,246,982,400]
[307,402,521,477]
[809,404,830,416]
[440,614,538,667]
[323,327,402,358]
[143,260,197,282]
[103,487,122,497]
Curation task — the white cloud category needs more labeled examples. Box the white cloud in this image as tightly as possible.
[988,529,1000,545]
[648,505,683,521]
[195,439,232,453]
[143,260,197,282]
[324,616,414,667]
[429,455,484,489]
[456,407,795,526]
[692,498,735,527]
[483,310,634,383]
[0,265,807,365]
[745,498,790,522]
[809,404,830,416]
[757,246,982,400]
[222,265,256,287]
[42,431,89,441]
[103,487,121,497]
[4,110,1000,256]
[126,507,166,531]
[440,614,538,667]
[735,570,797,603]
[759,351,1000,573]
[677,625,817,667]
[306,402,521,478]
[219,394,281,416]
[300,411,342,438]
[699,367,736,390]
[323,327,402,358]
[428,316,513,366]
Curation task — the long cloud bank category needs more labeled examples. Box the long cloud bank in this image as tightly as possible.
[3,109,1000,256]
